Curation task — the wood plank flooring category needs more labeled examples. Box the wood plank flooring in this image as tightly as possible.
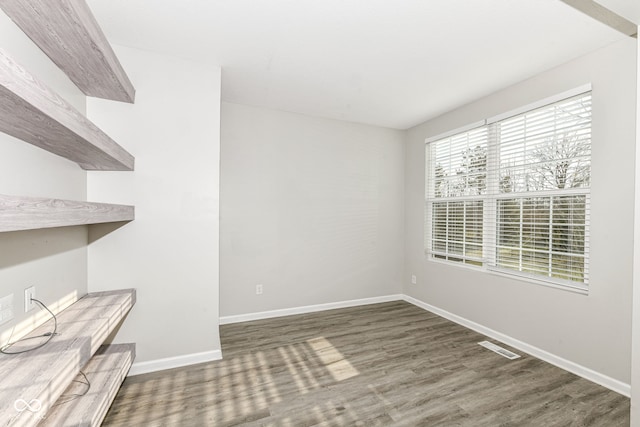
[102,301,630,426]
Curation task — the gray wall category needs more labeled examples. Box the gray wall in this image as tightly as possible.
[404,38,636,384]
[220,102,405,317]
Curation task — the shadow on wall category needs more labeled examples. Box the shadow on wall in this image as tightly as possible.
[88,221,130,244]
[0,226,88,269]
[0,221,132,270]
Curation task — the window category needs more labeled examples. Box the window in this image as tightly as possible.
[425,88,591,291]
[427,126,487,266]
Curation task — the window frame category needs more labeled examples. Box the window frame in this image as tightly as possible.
[424,84,592,294]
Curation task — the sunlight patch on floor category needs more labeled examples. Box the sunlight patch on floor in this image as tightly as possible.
[277,346,311,394]
[256,351,282,404]
[307,337,359,382]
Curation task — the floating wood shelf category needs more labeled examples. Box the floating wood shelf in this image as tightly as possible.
[0,289,136,427]
[0,194,134,232]
[0,47,134,171]
[0,0,136,103]
[41,344,135,427]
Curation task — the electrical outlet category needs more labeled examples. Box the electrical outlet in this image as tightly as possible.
[411,275,417,285]
[24,286,36,312]
[0,294,14,325]
[256,284,263,295]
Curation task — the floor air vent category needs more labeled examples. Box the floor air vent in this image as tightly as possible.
[478,341,521,360]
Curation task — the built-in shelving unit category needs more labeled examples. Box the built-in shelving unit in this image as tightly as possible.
[0,47,134,171]
[0,0,136,103]
[0,289,136,427]
[0,1,138,424]
[0,194,134,232]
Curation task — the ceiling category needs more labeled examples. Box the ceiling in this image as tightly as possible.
[86,0,634,130]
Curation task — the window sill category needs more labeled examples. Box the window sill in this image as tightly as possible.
[424,255,589,296]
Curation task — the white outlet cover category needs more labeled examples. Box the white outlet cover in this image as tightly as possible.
[24,286,36,312]
[411,275,417,284]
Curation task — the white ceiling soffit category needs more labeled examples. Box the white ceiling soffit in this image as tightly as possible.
[593,0,640,25]
[86,0,626,130]
[561,0,637,36]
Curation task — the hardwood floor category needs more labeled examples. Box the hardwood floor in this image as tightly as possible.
[102,301,630,426]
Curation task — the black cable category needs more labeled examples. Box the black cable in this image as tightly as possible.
[0,298,58,355]
[71,371,91,397]
[54,371,91,406]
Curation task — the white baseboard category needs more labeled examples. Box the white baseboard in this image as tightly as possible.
[219,294,404,325]
[128,349,222,377]
[402,294,631,397]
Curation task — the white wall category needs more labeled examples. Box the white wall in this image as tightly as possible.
[0,11,88,345]
[404,38,636,386]
[87,45,222,367]
[631,31,640,426]
[220,103,405,317]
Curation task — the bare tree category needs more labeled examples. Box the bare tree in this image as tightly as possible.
[457,145,487,196]
[434,163,446,198]
[528,131,590,191]
[433,145,487,198]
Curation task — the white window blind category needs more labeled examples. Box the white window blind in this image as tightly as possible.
[425,127,487,266]
[425,90,591,291]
